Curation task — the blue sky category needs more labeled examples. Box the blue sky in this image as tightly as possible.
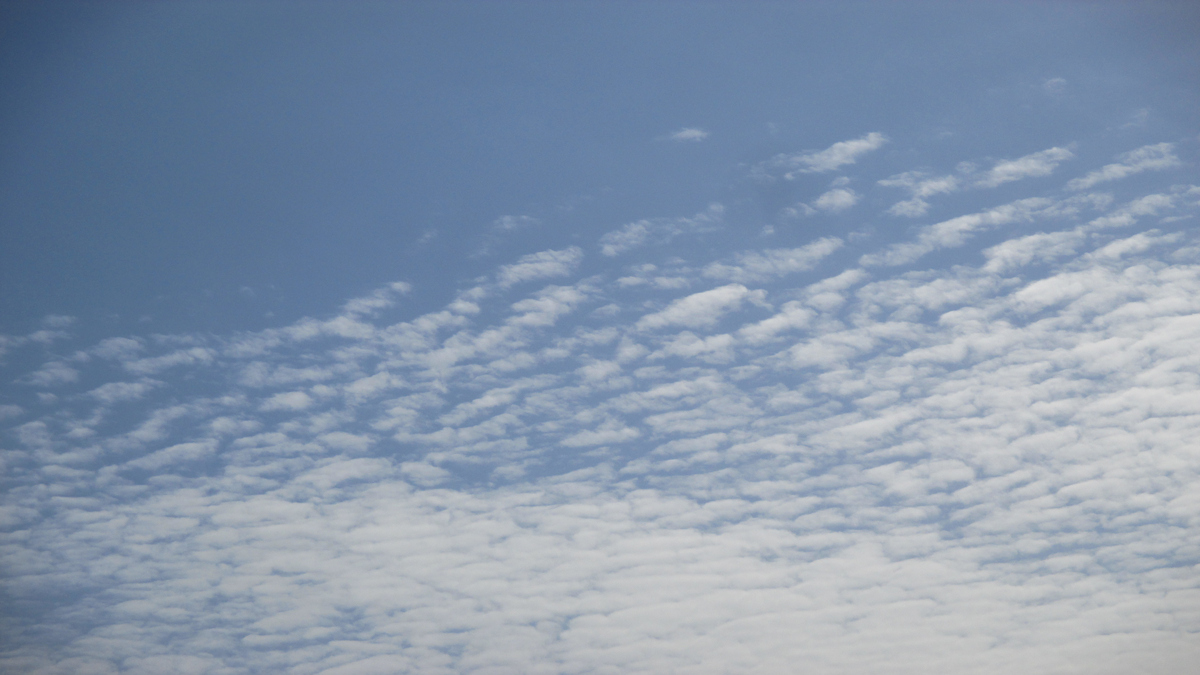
[2,2,1200,673]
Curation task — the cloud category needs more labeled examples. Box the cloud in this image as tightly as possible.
[755,132,888,180]
[1042,77,1067,94]
[599,204,723,256]
[878,171,960,217]
[1086,192,1174,229]
[637,284,766,330]
[860,197,1055,267]
[667,127,710,142]
[260,390,315,411]
[341,282,412,317]
[25,361,79,387]
[974,146,1075,188]
[88,380,161,404]
[493,215,539,231]
[704,237,843,283]
[497,247,583,287]
[1121,108,1150,129]
[813,188,859,212]
[1067,143,1181,190]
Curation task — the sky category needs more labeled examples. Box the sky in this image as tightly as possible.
[2,1,1200,673]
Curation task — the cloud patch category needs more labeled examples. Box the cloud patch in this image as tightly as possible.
[637,284,766,330]
[599,204,723,256]
[1067,142,1181,190]
[755,132,888,180]
[497,247,583,287]
[878,171,960,217]
[974,146,1075,188]
[704,238,843,283]
[667,127,710,142]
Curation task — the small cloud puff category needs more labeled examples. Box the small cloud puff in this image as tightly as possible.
[260,391,315,411]
[668,128,710,142]
[813,188,859,212]
[783,184,859,218]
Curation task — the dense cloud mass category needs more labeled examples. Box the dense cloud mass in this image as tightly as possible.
[2,132,1200,674]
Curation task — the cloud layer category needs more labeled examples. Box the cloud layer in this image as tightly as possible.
[2,136,1198,675]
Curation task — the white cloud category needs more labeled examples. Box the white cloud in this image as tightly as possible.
[878,171,960,217]
[260,390,315,411]
[493,214,539,231]
[124,347,215,375]
[88,380,161,404]
[1067,143,1181,190]
[756,132,888,180]
[860,197,1054,266]
[782,202,817,218]
[704,237,843,283]
[813,188,858,212]
[497,247,583,287]
[92,336,144,360]
[560,418,641,446]
[26,361,79,387]
[1086,193,1174,229]
[637,284,765,330]
[1043,77,1067,94]
[668,127,709,142]
[599,204,723,256]
[341,282,412,317]
[974,146,1075,188]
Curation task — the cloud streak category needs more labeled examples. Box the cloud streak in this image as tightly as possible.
[1067,142,1181,190]
[667,127,710,142]
[755,132,888,180]
[974,146,1075,188]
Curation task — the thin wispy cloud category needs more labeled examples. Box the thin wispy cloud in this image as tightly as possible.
[497,247,583,287]
[667,127,710,142]
[973,146,1075,188]
[1042,76,1067,94]
[492,214,539,231]
[754,132,888,180]
[1067,142,1181,190]
[599,204,723,256]
[879,146,1076,217]
[878,171,960,217]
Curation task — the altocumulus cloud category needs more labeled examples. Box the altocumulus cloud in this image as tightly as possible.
[2,133,1200,675]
